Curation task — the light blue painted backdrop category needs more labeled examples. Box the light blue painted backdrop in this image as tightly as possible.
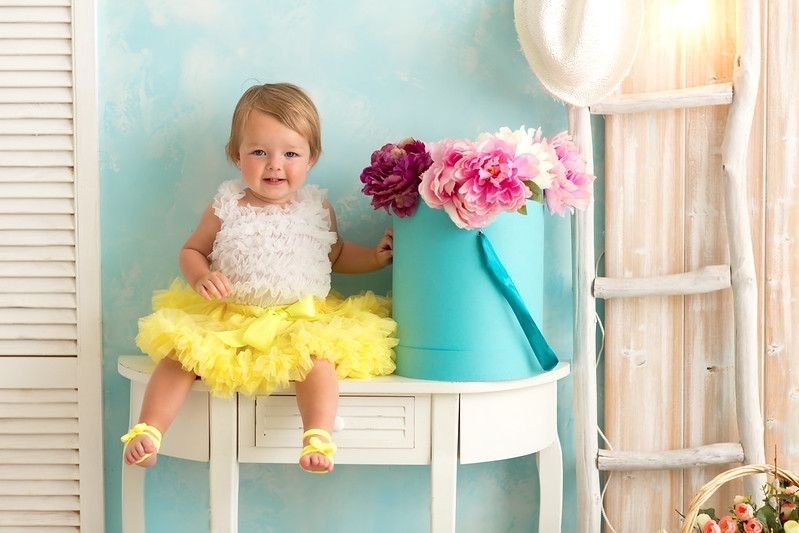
[99,1,605,531]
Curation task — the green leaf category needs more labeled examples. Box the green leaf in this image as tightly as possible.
[524,181,544,203]
[699,507,718,521]
[755,505,781,532]
[517,204,528,215]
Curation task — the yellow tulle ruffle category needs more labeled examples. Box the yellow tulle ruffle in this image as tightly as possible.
[135,279,397,397]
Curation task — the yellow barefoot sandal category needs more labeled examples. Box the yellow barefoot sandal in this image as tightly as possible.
[120,423,162,465]
[299,429,337,474]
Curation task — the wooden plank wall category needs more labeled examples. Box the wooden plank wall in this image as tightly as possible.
[603,2,798,530]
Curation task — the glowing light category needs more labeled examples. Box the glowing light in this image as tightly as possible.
[663,0,711,33]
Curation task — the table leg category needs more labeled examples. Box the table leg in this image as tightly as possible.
[536,436,563,533]
[430,394,459,533]
[209,395,239,533]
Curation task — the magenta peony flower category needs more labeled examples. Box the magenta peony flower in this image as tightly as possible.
[360,138,433,217]
[543,131,596,216]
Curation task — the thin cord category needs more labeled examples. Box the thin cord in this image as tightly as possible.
[600,472,619,533]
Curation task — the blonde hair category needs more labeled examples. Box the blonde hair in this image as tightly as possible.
[225,83,321,164]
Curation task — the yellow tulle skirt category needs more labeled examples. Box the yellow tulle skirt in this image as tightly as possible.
[136,280,397,397]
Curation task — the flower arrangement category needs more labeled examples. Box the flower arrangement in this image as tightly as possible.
[359,126,595,229]
[691,481,799,533]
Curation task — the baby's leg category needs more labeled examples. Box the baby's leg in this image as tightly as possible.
[123,357,196,468]
[295,357,338,473]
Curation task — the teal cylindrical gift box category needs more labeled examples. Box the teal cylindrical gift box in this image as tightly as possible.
[392,201,545,381]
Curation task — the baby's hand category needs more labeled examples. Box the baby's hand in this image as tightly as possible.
[374,227,393,268]
[194,271,231,300]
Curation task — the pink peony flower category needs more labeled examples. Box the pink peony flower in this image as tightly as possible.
[786,485,799,495]
[717,516,737,533]
[418,138,474,210]
[743,519,763,533]
[360,138,433,217]
[703,519,721,533]
[544,131,596,216]
[734,503,755,521]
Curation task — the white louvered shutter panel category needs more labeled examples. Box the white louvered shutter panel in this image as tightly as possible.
[0,1,103,530]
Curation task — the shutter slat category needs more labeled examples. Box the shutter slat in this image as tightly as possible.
[0,389,76,402]
[0,23,71,39]
[0,449,78,465]
[0,403,77,418]
[0,464,79,480]
[0,56,71,71]
[0,308,76,324]
[0,434,78,449]
[0,511,80,526]
[0,71,72,87]
[0,495,79,511]
[0,87,72,103]
[0,7,71,22]
[0,38,71,55]
[0,199,74,213]
[0,0,71,5]
[0,339,76,355]
[0,135,73,151]
[0,167,72,182]
[0,103,73,118]
[0,293,75,308]
[0,324,76,339]
[0,118,72,133]
[0,261,75,275]
[0,182,73,197]
[0,151,73,166]
[0,214,74,230]
[0,230,75,244]
[0,278,75,293]
[0,418,77,433]
[0,479,79,496]
[0,246,74,260]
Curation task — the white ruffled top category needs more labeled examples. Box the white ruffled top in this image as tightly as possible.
[208,180,338,307]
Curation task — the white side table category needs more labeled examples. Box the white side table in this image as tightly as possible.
[118,356,569,532]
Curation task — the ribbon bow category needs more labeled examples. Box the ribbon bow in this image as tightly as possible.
[306,436,337,456]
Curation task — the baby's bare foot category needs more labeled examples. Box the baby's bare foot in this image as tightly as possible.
[123,434,158,468]
[299,433,335,473]
[299,450,333,473]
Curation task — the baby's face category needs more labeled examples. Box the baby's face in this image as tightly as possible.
[235,110,314,206]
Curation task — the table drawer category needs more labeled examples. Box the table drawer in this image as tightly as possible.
[240,393,431,465]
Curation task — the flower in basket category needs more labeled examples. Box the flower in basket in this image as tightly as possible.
[359,126,595,229]
[691,480,799,533]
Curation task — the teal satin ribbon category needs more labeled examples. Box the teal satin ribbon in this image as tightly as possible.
[477,231,558,372]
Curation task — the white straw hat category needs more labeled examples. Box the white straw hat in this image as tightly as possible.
[513,0,645,106]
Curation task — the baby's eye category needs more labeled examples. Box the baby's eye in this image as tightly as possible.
[285,151,299,158]
[252,149,266,156]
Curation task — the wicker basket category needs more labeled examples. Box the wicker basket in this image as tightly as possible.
[680,464,799,533]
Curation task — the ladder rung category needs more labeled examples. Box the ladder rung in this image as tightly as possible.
[593,264,730,299]
[589,82,733,115]
[598,442,744,471]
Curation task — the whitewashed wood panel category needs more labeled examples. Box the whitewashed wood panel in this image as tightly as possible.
[0,403,77,419]
[0,6,70,22]
[0,0,71,5]
[0,71,72,87]
[764,1,799,474]
[0,214,74,230]
[0,261,75,275]
[0,246,75,261]
[0,229,75,244]
[0,308,75,324]
[0,324,77,339]
[0,118,72,134]
[0,182,73,198]
[0,464,78,480]
[0,39,72,55]
[0,449,78,464]
[0,527,79,533]
[0,511,79,526]
[0,23,71,39]
[604,0,685,529]
[0,294,76,309]
[0,135,73,151]
[0,389,75,402]
[0,339,76,355]
[0,103,73,118]
[0,479,79,496]
[0,495,79,511]
[0,87,72,104]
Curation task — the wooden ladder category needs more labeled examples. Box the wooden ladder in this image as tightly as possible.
[568,2,764,531]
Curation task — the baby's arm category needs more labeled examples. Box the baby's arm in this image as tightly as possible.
[180,204,231,300]
[326,201,392,274]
